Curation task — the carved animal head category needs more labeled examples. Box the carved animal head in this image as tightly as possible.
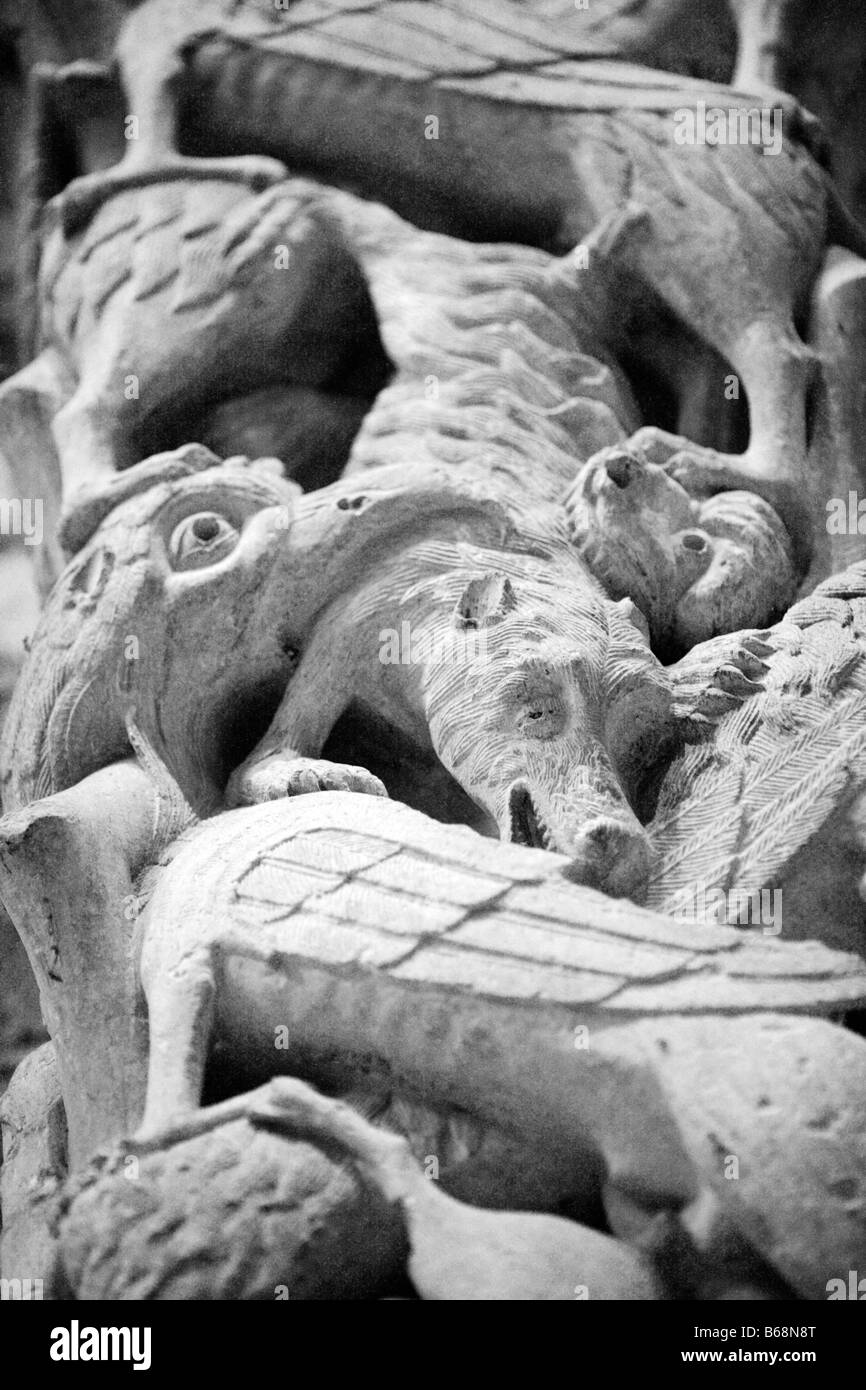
[0,448,516,816]
[566,447,797,655]
[422,564,681,899]
[0,446,305,813]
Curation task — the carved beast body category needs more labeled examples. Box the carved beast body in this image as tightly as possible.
[0,446,678,896]
[132,791,866,1299]
[45,0,866,561]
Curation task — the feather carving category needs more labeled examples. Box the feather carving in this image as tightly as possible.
[648,563,866,914]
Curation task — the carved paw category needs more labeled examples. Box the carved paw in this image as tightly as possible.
[624,426,695,467]
[245,1079,414,1191]
[662,449,744,495]
[620,431,744,494]
[227,755,388,807]
[247,1078,393,1154]
[683,640,770,722]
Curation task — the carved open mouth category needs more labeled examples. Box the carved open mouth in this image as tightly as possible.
[508,781,554,851]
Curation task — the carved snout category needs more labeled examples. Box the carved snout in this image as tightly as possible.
[506,780,653,901]
[560,814,654,899]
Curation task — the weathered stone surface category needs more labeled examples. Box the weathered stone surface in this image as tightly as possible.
[2,0,866,1305]
[119,794,866,1294]
[0,1042,64,1288]
[51,1113,407,1301]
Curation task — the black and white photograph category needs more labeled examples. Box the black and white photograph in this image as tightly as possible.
[0,0,865,1348]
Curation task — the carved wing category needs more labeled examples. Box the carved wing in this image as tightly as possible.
[649,560,866,914]
[147,791,866,1017]
[224,0,788,112]
[187,1,826,295]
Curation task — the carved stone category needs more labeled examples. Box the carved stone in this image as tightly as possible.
[2,0,866,1304]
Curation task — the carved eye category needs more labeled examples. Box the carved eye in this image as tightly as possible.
[681,530,708,553]
[510,668,568,739]
[516,698,566,739]
[169,512,240,570]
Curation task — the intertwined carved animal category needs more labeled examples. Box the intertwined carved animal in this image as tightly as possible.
[47,0,866,561]
[131,790,866,1299]
[0,184,804,898]
[0,444,677,896]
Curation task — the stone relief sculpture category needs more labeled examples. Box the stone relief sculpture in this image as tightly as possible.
[1,0,866,1305]
[8,0,866,559]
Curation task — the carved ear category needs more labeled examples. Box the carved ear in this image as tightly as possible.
[66,543,115,602]
[614,596,650,645]
[453,573,517,630]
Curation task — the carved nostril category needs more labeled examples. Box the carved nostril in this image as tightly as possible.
[681,531,708,553]
[604,455,632,489]
[584,821,617,849]
[563,818,653,899]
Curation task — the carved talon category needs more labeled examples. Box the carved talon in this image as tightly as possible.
[726,646,770,683]
[228,756,388,807]
[661,448,733,491]
[713,662,765,699]
[252,1075,334,1122]
[740,635,775,660]
[624,427,692,467]
[246,1077,383,1151]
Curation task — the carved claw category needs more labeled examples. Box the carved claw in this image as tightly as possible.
[621,426,804,526]
[739,634,776,661]
[723,642,772,682]
[246,1078,402,1165]
[670,633,772,728]
[624,426,693,467]
[712,661,766,700]
[661,449,766,499]
[227,755,388,807]
[604,428,784,502]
